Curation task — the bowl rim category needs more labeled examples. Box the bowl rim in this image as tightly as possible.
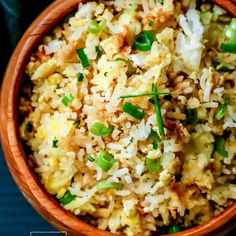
[0,0,236,235]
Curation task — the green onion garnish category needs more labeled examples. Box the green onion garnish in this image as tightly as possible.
[114,58,133,76]
[25,121,33,133]
[95,46,102,59]
[76,48,90,68]
[62,93,74,106]
[52,138,58,148]
[149,130,162,143]
[59,190,75,205]
[90,122,113,137]
[97,150,115,172]
[119,91,171,99]
[145,157,161,173]
[149,20,154,27]
[88,19,106,34]
[158,0,164,4]
[73,119,80,127]
[133,30,155,51]
[152,83,165,136]
[122,102,145,120]
[104,72,108,76]
[225,19,236,42]
[97,181,121,190]
[220,43,236,54]
[212,61,233,72]
[215,136,228,157]
[186,109,198,125]
[126,3,138,14]
[152,141,158,150]
[168,223,181,234]
[215,98,229,121]
[77,72,84,82]
[88,155,95,162]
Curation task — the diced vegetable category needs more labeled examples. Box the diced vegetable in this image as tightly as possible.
[88,19,106,34]
[149,20,154,27]
[215,98,229,120]
[88,155,95,162]
[149,130,162,143]
[76,48,90,67]
[163,94,172,101]
[95,46,102,59]
[114,58,133,76]
[59,191,75,205]
[90,122,113,137]
[145,157,161,173]
[25,121,33,133]
[126,4,138,14]
[52,138,58,148]
[215,136,228,157]
[77,72,84,82]
[152,141,158,150]
[186,109,198,125]
[225,18,236,42]
[62,93,74,106]
[220,43,236,54]
[133,31,155,51]
[97,181,121,190]
[122,102,145,120]
[152,83,165,136]
[73,119,80,127]
[168,223,181,234]
[97,150,115,172]
[212,61,233,72]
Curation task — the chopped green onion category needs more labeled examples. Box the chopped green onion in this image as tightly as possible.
[122,102,145,120]
[62,93,74,106]
[212,61,233,72]
[73,119,80,126]
[59,191,75,205]
[114,58,133,76]
[220,43,236,54]
[152,141,158,150]
[104,72,108,76]
[25,121,33,133]
[52,138,58,148]
[88,155,95,162]
[90,122,113,137]
[215,99,229,120]
[152,83,165,136]
[163,94,172,101]
[119,92,171,99]
[88,19,106,34]
[126,4,138,14]
[215,136,228,157]
[145,157,161,173]
[149,130,162,143]
[225,27,236,43]
[130,137,134,143]
[97,181,121,190]
[229,18,236,31]
[95,46,102,59]
[77,72,84,82]
[76,48,90,68]
[133,31,155,51]
[158,0,163,4]
[97,150,115,172]
[149,20,154,27]
[168,223,181,234]
[186,109,198,125]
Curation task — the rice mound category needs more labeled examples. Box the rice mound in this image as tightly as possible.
[19,0,236,235]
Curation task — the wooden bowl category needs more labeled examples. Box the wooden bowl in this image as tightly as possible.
[0,0,236,235]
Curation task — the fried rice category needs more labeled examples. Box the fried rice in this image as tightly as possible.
[19,0,236,235]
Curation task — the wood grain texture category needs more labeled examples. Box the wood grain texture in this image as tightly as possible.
[0,0,236,236]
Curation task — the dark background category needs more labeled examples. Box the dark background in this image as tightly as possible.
[0,1,58,235]
[0,1,235,236]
